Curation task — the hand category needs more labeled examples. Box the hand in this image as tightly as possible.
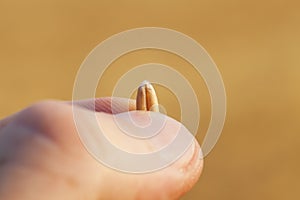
[0,98,203,200]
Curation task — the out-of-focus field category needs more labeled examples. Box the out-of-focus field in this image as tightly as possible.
[0,0,299,199]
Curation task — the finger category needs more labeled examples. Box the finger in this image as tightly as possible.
[88,111,204,199]
[65,100,204,199]
[0,114,17,130]
[70,97,136,114]
[5,98,136,149]
[4,100,203,199]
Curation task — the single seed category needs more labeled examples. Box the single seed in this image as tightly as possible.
[136,80,159,112]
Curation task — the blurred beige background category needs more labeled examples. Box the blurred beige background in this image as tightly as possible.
[0,0,299,199]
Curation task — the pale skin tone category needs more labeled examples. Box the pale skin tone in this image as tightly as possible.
[0,98,203,200]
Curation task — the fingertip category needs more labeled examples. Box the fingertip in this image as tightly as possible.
[71,97,136,114]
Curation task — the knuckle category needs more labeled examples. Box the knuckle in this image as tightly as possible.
[16,100,72,132]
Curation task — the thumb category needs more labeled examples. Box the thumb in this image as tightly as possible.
[73,98,204,199]
[99,113,203,200]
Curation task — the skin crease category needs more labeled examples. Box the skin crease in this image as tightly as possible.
[0,98,203,200]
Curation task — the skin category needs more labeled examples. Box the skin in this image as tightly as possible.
[0,98,203,200]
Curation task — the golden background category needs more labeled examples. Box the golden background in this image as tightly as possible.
[0,0,299,199]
